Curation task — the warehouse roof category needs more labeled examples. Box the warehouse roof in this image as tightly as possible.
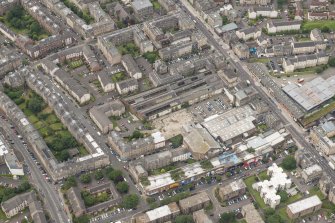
[287,195,321,214]
[282,76,335,111]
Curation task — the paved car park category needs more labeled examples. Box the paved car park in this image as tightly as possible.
[189,95,232,122]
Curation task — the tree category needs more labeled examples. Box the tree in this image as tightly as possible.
[116,181,129,194]
[143,52,158,64]
[247,148,255,153]
[266,214,284,223]
[328,57,335,67]
[81,191,96,206]
[105,166,114,175]
[62,176,77,190]
[73,215,89,223]
[94,170,104,180]
[128,130,144,141]
[282,155,297,171]
[316,67,323,74]
[321,26,330,33]
[108,170,123,183]
[278,190,288,202]
[27,96,44,113]
[59,150,70,161]
[221,16,229,25]
[264,208,275,217]
[80,174,91,184]
[219,212,237,223]
[17,181,31,193]
[122,194,139,209]
[169,134,183,148]
[175,215,194,223]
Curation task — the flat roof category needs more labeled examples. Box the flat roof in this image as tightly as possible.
[282,76,335,111]
[146,205,171,220]
[146,173,175,191]
[202,106,256,142]
[287,195,322,214]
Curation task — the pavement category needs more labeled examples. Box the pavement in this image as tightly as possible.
[0,117,69,223]
[177,0,335,183]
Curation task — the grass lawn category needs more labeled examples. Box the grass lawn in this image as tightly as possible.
[151,0,161,10]
[277,207,292,223]
[46,113,59,125]
[78,145,89,156]
[0,6,49,41]
[309,187,325,200]
[244,176,266,209]
[68,59,84,69]
[117,43,140,57]
[302,20,335,32]
[248,58,270,63]
[283,193,302,206]
[39,127,50,137]
[286,65,325,76]
[111,72,127,83]
[41,107,53,114]
[322,199,335,212]
[34,121,45,129]
[302,99,335,126]
[4,87,88,161]
[258,170,270,181]
[0,209,7,221]
[50,123,64,131]
[28,114,39,124]
[109,116,120,128]
[296,37,311,42]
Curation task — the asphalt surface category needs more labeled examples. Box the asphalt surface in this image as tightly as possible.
[177,0,335,182]
[0,117,69,223]
[2,2,334,223]
[30,71,148,222]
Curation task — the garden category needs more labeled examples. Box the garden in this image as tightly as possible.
[0,181,31,220]
[4,86,88,161]
[63,167,139,223]
[0,5,49,40]
[117,42,140,57]
[111,71,127,83]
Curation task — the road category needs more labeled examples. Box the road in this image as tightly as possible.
[32,71,148,222]
[0,117,69,223]
[177,0,335,182]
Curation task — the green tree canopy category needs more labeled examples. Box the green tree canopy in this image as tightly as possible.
[328,57,335,67]
[73,215,89,223]
[122,194,139,209]
[282,155,297,171]
[62,176,77,190]
[28,96,44,113]
[94,170,104,181]
[175,215,194,223]
[108,170,123,183]
[278,190,288,202]
[219,212,237,223]
[116,181,129,194]
[80,174,91,184]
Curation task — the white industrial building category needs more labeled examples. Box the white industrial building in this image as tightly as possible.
[253,163,291,208]
[282,76,335,111]
[287,195,322,219]
[234,128,290,161]
[135,202,180,222]
[202,105,257,145]
[0,136,24,177]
